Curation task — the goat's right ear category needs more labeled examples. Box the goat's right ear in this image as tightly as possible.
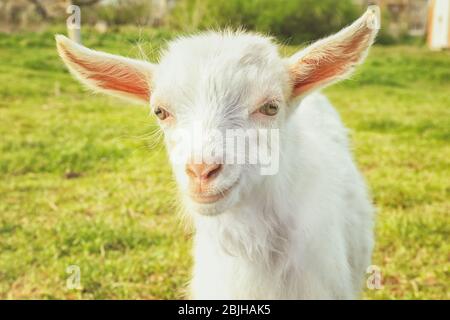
[55,35,154,104]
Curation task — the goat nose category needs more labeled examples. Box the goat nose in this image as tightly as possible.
[186,163,222,182]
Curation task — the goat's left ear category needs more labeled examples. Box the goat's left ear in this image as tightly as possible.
[287,6,379,98]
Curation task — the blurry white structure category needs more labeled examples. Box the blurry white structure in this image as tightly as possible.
[427,0,450,50]
[66,3,81,44]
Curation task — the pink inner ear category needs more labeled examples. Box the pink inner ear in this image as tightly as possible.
[290,29,368,97]
[61,45,150,101]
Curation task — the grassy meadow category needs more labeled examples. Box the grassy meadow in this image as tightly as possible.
[0,28,449,299]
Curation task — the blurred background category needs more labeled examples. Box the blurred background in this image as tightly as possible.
[1,0,449,47]
[0,0,448,299]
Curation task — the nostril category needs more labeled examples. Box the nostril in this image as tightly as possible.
[186,163,205,180]
[205,164,222,180]
[186,163,222,182]
[186,166,196,178]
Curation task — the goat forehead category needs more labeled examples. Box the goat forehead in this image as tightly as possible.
[153,32,286,109]
[162,31,280,63]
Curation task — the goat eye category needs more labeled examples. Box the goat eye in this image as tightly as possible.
[259,102,279,116]
[154,107,170,120]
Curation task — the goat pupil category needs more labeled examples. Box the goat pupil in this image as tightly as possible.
[261,103,278,116]
[154,107,166,120]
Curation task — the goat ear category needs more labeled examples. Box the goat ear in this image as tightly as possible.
[287,6,379,98]
[55,35,154,104]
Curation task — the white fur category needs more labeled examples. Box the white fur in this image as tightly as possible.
[57,8,379,299]
[190,93,374,299]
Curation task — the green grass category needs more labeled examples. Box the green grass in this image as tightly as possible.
[0,28,449,299]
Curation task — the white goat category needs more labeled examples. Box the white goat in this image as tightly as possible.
[56,8,379,299]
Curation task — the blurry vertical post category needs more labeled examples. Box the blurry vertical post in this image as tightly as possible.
[66,4,81,43]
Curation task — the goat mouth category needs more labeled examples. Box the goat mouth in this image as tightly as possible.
[189,184,235,204]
